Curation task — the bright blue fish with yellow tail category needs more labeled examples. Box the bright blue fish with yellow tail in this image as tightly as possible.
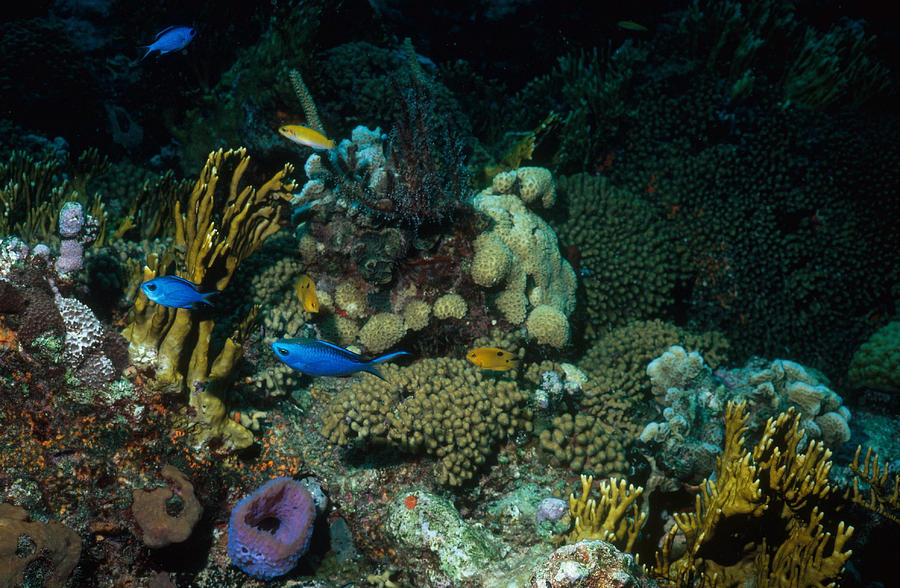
[271,338,408,380]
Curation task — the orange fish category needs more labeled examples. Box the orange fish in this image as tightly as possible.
[278,124,335,150]
[466,347,520,371]
[295,274,319,313]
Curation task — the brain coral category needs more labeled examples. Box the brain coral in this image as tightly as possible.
[471,168,576,347]
[322,358,533,485]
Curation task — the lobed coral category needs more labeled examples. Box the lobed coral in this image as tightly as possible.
[471,168,577,348]
[847,321,900,393]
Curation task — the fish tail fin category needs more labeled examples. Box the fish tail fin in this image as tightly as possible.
[199,291,218,307]
[364,351,410,380]
[361,365,386,381]
[137,46,153,63]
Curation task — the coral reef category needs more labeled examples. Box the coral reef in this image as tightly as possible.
[131,465,202,548]
[564,475,647,553]
[529,540,658,588]
[227,477,316,581]
[0,503,81,588]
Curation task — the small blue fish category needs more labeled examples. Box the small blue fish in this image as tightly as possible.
[141,275,217,309]
[138,26,196,62]
[271,338,409,380]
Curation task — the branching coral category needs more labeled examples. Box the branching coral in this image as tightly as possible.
[565,474,647,553]
[321,358,532,486]
[845,446,900,524]
[124,148,293,449]
[653,402,854,588]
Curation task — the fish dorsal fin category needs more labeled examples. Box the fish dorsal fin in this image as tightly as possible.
[154,26,177,40]
[315,339,365,360]
[167,275,200,289]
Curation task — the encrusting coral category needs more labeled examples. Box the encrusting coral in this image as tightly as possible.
[131,465,203,548]
[124,148,294,449]
[0,503,81,588]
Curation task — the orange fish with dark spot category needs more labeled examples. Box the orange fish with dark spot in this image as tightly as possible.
[466,347,520,371]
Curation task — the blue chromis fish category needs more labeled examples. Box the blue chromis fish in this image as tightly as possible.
[295,274,319,313]
[138,26,196,62]
[466,347,520,371]
[278,125,335,150]
[141,276,217,309]
[271,338,408,380]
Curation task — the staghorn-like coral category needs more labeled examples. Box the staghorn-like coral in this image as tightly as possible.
[564,474,647,554]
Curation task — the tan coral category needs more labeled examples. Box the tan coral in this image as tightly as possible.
[525,304,570,348]
[359,313,406,354]
[335,280,368,319]
[433,293,467,320]
[403,299,432,331]
[471,233,511,287]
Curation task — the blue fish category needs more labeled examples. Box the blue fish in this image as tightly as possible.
[141,275,217,309]
[138,26,196,62]
[271,338,409,380]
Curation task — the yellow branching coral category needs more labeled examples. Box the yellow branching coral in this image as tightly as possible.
[653,402,854,588]
[845,445,900,524]
[124,148,293,449]
[566,474,647,553]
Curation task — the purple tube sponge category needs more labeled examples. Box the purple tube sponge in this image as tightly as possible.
[227,477,316,580]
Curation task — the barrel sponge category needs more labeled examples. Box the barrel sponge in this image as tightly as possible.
[359,312,407,354]
[433,293,467,320]
[227,477,315,581]
[471,233,511,287]
[334,280,367,319]
[847,321,900,393]
[403,299,431,331]
[526,305,570,348]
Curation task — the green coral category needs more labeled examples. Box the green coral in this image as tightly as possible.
[847,321,900,393]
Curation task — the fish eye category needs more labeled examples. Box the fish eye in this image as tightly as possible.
[496,351,503,356]
[146,284,156,291]
[277,347,288,356]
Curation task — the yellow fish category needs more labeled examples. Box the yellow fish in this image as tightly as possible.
[466,347,520,371]
[278,124,335,150]
[295,274,320,313]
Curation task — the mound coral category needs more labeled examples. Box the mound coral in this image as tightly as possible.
[227,477,316,580]
[471,168,576,347]
[847,321,900,393]
[322,358,533,485]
